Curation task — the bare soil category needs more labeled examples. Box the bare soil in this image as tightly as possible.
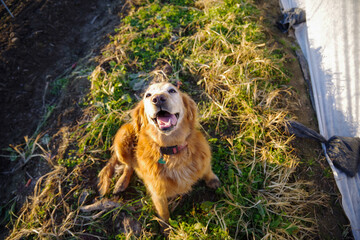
[0,0,353,239]
[0,0,123,238]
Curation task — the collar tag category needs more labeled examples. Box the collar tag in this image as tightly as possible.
[158,155,166,164]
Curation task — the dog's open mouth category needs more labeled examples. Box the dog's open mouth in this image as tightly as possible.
[153,111,179,131]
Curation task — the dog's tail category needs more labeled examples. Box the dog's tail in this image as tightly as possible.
[98,155,117,196]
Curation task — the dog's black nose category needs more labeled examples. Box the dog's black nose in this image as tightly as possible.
[152,94,167,105]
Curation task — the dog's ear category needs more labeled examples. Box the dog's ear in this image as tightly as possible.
[182,93,197,123]
[131,100,147,133]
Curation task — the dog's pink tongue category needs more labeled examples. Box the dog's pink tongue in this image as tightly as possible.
[157,114,177,129]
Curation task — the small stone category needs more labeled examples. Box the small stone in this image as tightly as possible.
[11,37,19,44]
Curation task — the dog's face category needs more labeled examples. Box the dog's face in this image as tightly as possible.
[143,82,184,134]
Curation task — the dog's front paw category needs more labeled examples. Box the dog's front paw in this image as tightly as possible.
[113,166,133,194]
[113,174,130,194]
[206,176,221,189]
[113,180,128,194]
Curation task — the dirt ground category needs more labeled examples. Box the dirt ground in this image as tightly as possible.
[0,0,123,238]
[0,0,353,239]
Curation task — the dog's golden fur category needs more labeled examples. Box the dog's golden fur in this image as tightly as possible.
[98,82,220,221]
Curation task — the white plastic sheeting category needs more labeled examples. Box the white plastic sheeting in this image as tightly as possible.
[279,0,360,238]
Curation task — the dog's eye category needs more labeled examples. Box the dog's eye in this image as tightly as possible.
[168,88,177,94]
[145,93,151,98]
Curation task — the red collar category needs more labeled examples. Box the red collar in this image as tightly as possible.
[159,143,188,155]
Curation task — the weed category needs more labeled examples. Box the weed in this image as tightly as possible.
[0,198,16,226]
[1,135,52,174]
[49,77,69,96]
[323,167,333,178]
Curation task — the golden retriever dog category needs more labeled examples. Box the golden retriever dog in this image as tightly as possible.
[98,82,220,222]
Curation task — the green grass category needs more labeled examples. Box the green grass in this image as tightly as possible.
[6,0,325,239]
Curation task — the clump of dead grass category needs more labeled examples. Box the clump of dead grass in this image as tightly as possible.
[6,153,122,240]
